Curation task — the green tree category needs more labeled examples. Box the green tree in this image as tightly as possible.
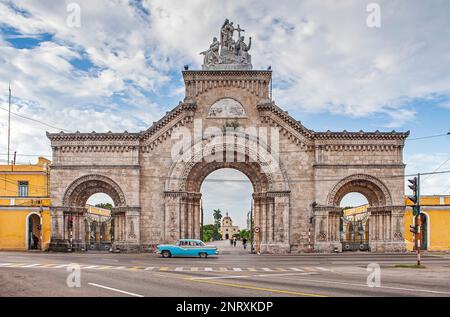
[239,229,252,240]
[95,203,113,210]
[212,209,223,240]
[201,224,215,242]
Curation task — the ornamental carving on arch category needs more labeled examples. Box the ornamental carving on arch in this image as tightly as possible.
[327,174,392,207]
[62,174,127,207]
[165,137,289,193]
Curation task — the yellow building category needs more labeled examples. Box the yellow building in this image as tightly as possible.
[0,157,51,251]
[342,196,450,251]
[219,212,239,240]
[405,195,450,251]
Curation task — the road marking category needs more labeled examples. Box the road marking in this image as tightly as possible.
[83,265,98,269]
[189,279,327,297]
[41,264,57,268]
[247,268,257,271]
[190,272,317,280]
[219,267,228,271]
[0,263,13,267]
[285,277,450,296]
[113,266,126,270]
[290,268,304,272]
[233,268,242,271]
[275,268,287,271]
[190,267,198,271]
[145,267,155,271]
[98,265,114,270]
[88,283,144,297]
[262,268,273,271]
[175,267,184,271]
[53,264,69,269]
[315,267,331,272]
[204,267,213,271]
[159,267,170,271]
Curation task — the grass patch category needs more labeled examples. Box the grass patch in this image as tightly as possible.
[394,264,427,269]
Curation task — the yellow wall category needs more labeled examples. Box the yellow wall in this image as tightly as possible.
[0,157,52,251]
[404,196,450,251]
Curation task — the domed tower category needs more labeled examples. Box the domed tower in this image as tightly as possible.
[219,212,239,240]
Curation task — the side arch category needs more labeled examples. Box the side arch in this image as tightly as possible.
[327,174,392,207]
[62,174,127,207]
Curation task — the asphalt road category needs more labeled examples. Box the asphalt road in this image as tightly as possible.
[1,241,450,297]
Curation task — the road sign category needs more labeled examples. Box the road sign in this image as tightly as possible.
[254,227,260,233]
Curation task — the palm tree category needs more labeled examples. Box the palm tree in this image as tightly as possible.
[212,209,222,240]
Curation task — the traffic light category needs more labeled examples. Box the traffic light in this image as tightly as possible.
[407,177,418,204]
[407,176,420,216]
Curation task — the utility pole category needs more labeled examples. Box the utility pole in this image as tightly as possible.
[7,81,11,165]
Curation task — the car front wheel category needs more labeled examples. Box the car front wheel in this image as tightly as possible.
[161,250,172,258]
[199,252,208,258]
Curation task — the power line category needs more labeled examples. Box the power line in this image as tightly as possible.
[406,133,450,141]
[422,157,450,182]
[0,105,72,132]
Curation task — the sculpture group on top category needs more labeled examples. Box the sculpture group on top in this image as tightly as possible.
[201,19,252,70]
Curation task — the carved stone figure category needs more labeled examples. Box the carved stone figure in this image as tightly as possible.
[201,19,253,70]
[236,36,252,64]
[200,37,220,66]
[220,19,235,50]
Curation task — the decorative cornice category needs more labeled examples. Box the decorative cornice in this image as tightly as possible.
[50,165,140,170]
[313,164,405,169]
[47,131,140,142]
[183,70,271,99]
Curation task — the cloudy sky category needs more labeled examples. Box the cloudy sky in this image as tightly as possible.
[1,0,449,228]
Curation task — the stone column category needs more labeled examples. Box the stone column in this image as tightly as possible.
[265,191,290,254]
[313,206,342,253]
[49,207,68,251]
[193,193,202,240]
[164,191,184,243]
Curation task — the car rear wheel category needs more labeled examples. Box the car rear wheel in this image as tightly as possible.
[161,250,172,258]
[199,252,208,258]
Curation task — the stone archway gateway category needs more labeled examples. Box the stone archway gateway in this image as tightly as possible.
[47,19,409,253]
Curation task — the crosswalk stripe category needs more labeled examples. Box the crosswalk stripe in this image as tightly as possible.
[175,267,184,271]
[315,267,331,271]
[289,268,304,272]
[0,263,13,267]
[98,266,113,270]
[41,264,57,268]
[219,267,228,271]
[83,265,98,269]
[190,267,198,271]
[159,267,170,271]
[262,268,273,271]
[276,268,287,271]
[302,267,315,271]
[145,267,155,271]
[247,268,257,271]
[113,266,126,270]
[204,267,213,271]
[233,268,242,271]
[53,264,69,269]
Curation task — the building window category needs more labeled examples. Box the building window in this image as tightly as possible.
[18,181,29,197]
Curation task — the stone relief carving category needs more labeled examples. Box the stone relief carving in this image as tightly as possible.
[208,98,246,118]
[201,19,252,70]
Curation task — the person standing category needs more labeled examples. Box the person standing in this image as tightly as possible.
[233,237,237,247]
[242,238,248,250]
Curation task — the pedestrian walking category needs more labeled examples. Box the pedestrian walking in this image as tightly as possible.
[242,238,247,249]
[233,238,237,247]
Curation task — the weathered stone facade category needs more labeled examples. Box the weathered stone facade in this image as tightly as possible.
[47,21,408,253]
[47,68,408,253]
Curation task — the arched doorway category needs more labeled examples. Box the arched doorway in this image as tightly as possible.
[322,174,400,252]
[164,134,291,254]
[200,168,253,253]
[27,213,41,250]
[52,174,128,251]
[340,192,370,251]
[84,193,114,251]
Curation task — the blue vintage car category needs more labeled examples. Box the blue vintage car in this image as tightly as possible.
[156,239,218,258]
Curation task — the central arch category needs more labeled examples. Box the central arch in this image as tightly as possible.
[163,135,291,253]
